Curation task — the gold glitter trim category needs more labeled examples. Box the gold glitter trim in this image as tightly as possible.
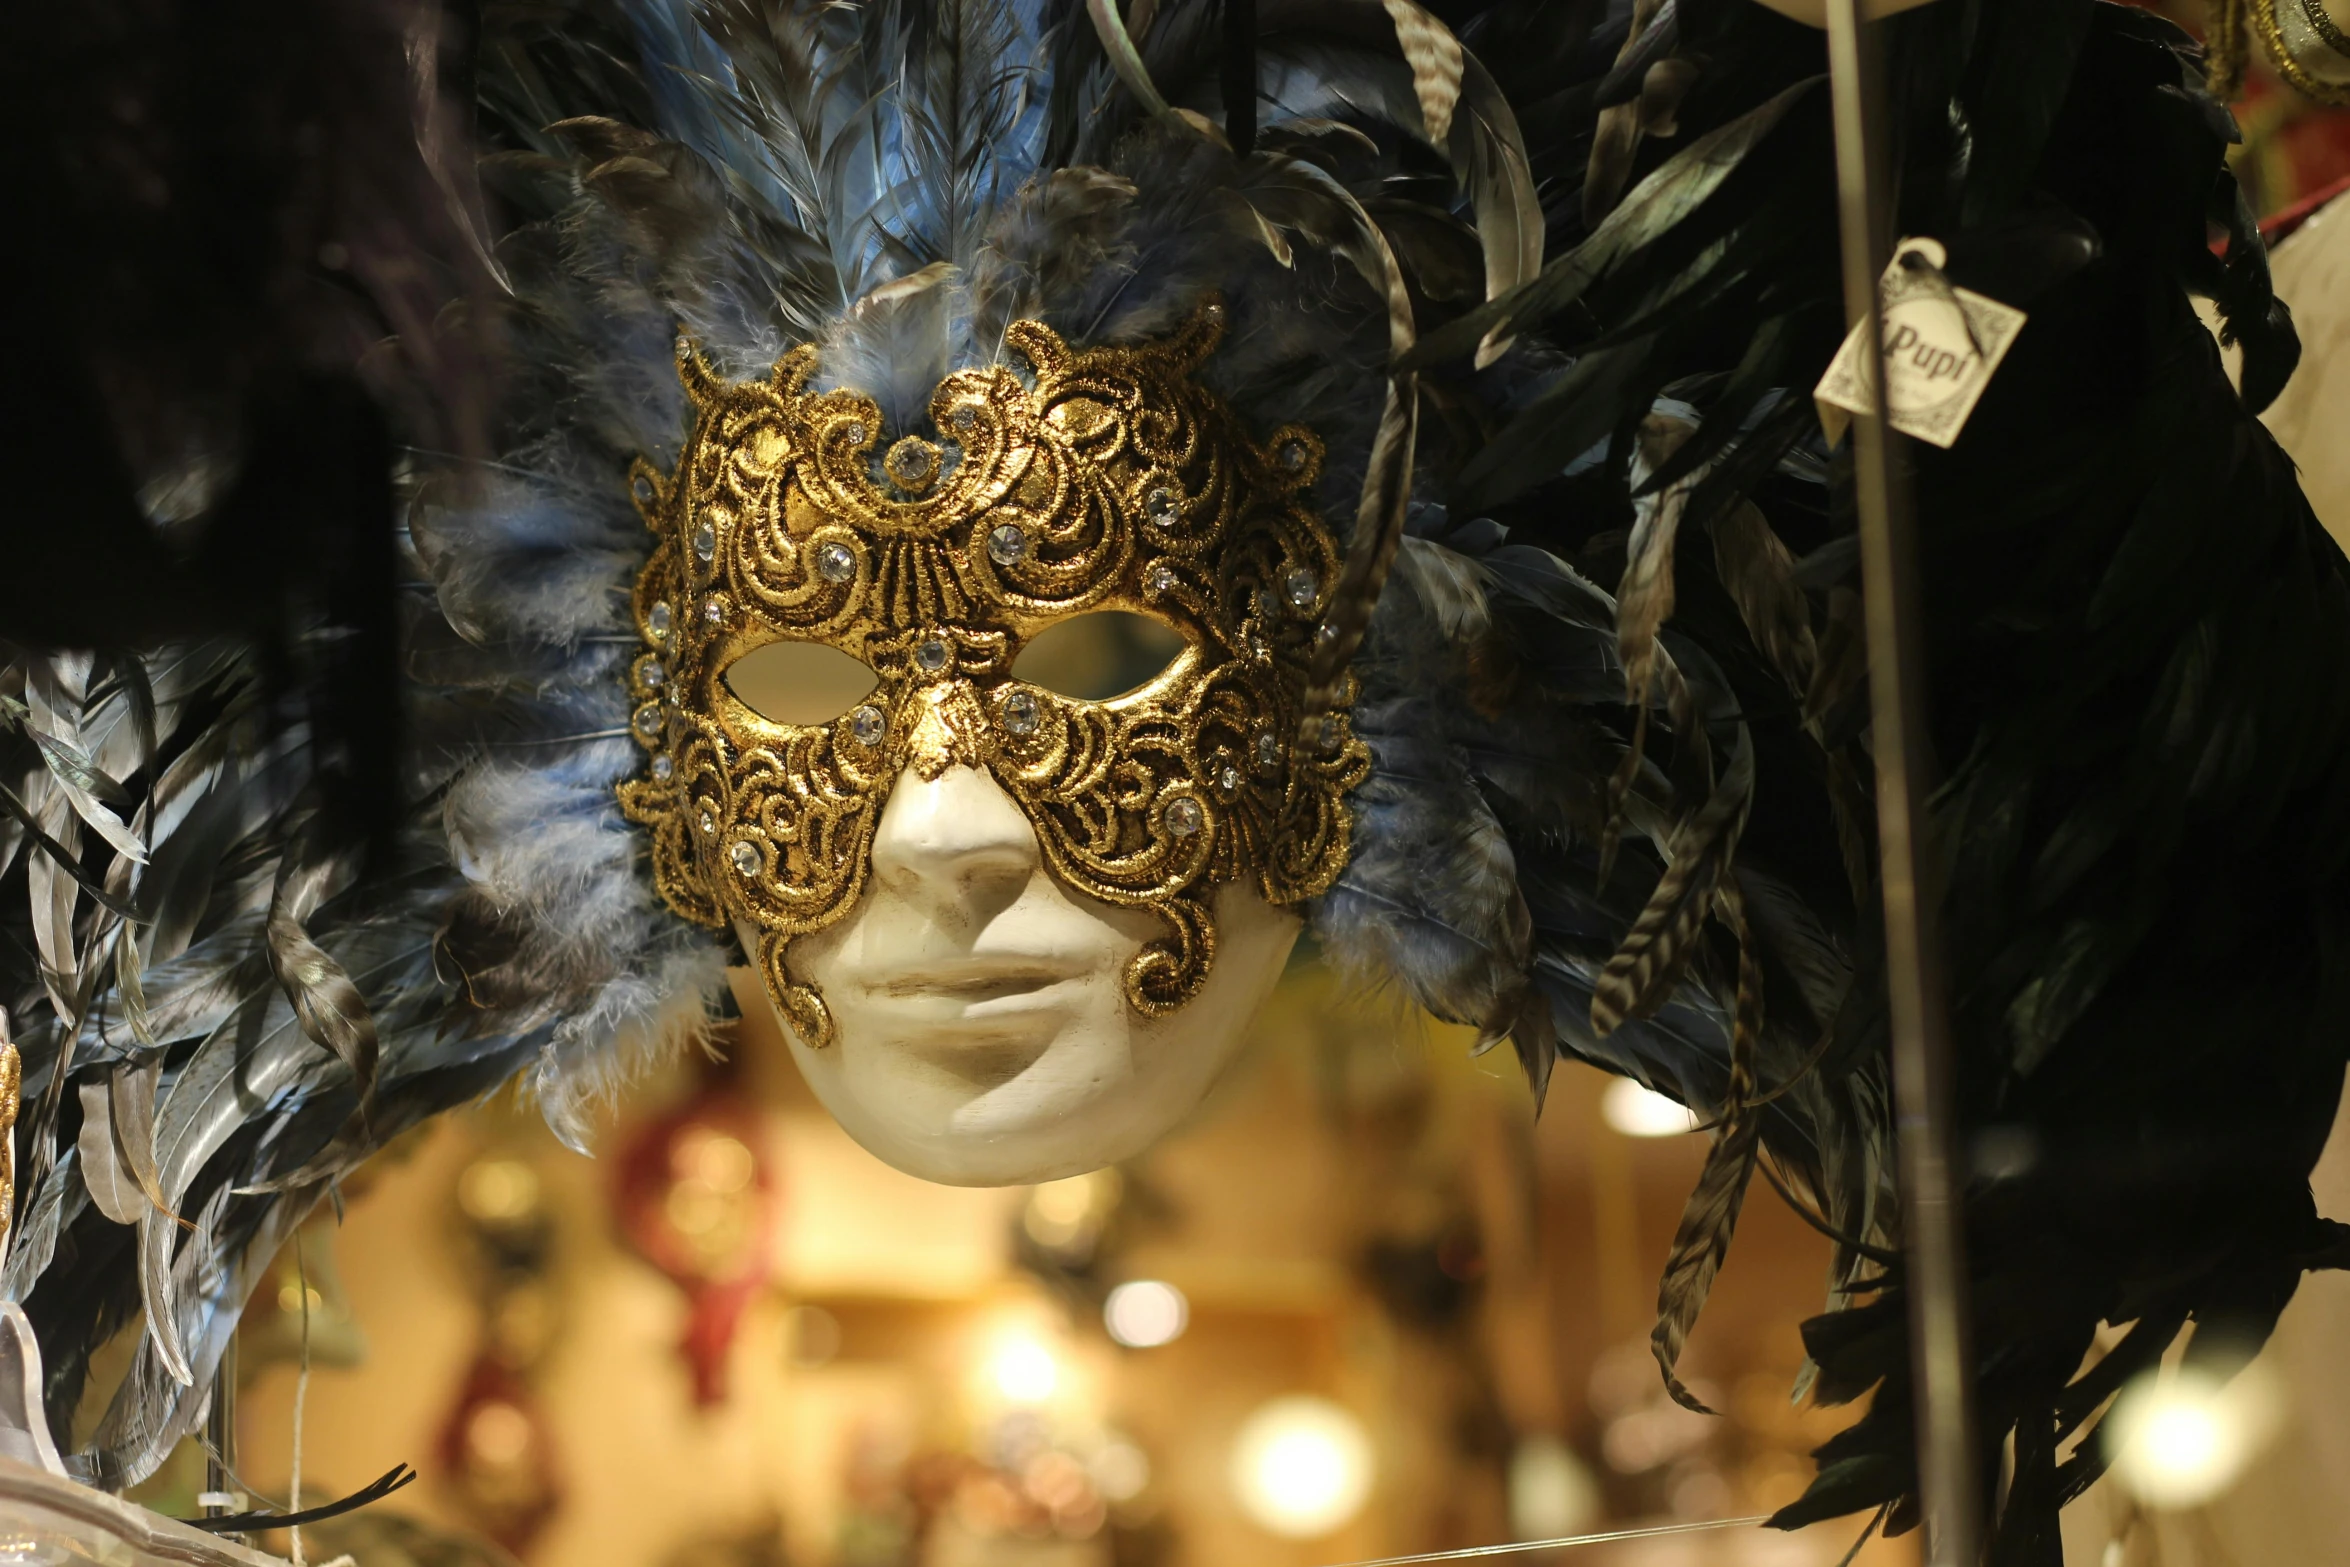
[2267,0,2350,103]
[618,300,1369,1043]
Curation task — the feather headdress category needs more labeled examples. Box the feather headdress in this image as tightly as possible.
[1,0,1549,1489]
[6,3,2349,1561]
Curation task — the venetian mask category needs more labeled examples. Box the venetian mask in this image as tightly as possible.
[618,299,1368,1180]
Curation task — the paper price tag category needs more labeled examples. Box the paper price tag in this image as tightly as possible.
[1814,237,2028,450]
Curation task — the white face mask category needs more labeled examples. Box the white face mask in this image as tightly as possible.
[741,762,1299,1186]
[624,303,1367,1183]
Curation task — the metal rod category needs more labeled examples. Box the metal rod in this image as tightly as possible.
[1313,1515,1770,1567]
[204,1333,239,1530]
[1819,5,1980,1565]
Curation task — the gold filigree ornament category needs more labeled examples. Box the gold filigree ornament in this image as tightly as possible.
[617,298,1372,1047]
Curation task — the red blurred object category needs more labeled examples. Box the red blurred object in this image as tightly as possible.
[436,1354,562,1555]
[2115,0,2350,220]
[2263,172,2350,243]
[612,1061,775,1406]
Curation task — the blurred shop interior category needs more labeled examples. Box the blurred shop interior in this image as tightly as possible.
[119,970,1916,1567]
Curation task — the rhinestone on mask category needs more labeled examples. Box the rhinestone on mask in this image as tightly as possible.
[850,705,886,747]
[813,542,856,584]
[1164,797,1204,837]
[641,659,665,689]
[698,809,716,836]
[1145,563,1176,595]
[1001,690,1040,736]
[1278,439,1310,473]
[987,522,1029,565]
[647,601,673,642]
[1255,730,1281,769]
[1218,764,1242,796]
[842,421,867,446]
[914,637,951,675]
[1144,486,1179,527]
[1284,567,1320,612]
[633,703,663,739]
[702,595,726,625]
[951,403,978,431]
[884,436,941,490]
[651,753,674,782]
[730,840,760,877]
[692,521,716,566]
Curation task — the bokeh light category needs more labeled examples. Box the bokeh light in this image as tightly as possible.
[1022,1170,1122,1253]
[1089,1440,1152,1503]
[988,1336,1061,1404]
[1229,1396,1375,1538]
[1102,1280,1189,1348]
[1507,1434,1600,1541]
[1601,1079,1700,1137]
[2106,1363,2280,1509]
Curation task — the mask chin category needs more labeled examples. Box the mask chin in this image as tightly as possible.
[740,877,1301,1187]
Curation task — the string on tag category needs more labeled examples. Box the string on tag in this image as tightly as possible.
[290,1231,312,1567]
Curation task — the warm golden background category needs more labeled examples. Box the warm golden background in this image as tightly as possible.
[129,966,1922,1567]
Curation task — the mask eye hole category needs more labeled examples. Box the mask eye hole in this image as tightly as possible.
[1013,612,1188,700]
[726,641,879,725]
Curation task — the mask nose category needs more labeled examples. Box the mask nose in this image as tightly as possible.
[868,763,1040,930]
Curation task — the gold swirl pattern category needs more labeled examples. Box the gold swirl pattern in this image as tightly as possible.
[617,299,1369,1045]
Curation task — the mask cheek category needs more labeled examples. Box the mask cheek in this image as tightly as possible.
[665,717,898,1049]
[738,878,1303,1188]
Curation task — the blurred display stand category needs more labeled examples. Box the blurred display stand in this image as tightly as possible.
[0,1457,279,1567]
[0,1298,278,1567]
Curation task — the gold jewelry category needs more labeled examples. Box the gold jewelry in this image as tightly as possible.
[617,299,1370,1046]
[2302,0,2350,53]
[2210,0,2350,105]
[2267,0,2350,102]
